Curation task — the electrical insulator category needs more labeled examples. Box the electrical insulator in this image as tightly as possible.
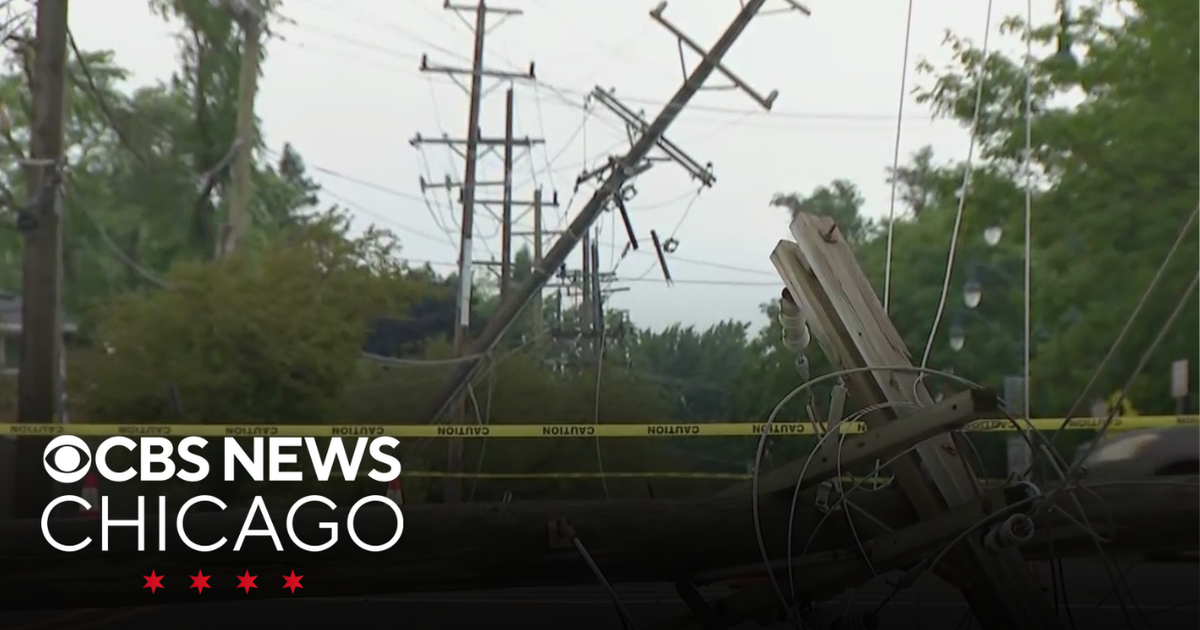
[984,513,1036,553]
[778,293,811,354]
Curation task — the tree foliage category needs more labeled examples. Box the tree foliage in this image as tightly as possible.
[1,0,1195,499]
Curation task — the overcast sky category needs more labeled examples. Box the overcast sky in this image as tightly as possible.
[67,0,1057,331]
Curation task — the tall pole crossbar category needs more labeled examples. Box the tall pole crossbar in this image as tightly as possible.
[415,1,575,501]
[420,0,803,424]
[413,0,534,503]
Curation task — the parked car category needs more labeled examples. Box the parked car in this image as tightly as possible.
[1074,426,1199,478]
[1074,426,1199,562]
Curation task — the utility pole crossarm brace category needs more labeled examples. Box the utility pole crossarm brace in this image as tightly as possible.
[444,1,522,15]
[420,0,797,424]
[412,133,544,148]
[421,54,535,80]
[477,198,552,207]
[419,176,505,192]
[592,87,715,187]
[650,2,778,110]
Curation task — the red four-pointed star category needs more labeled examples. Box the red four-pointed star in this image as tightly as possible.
[143,571,165,593]
[190,571,211,593]
[282,571,304,594]
[236,571,258,593]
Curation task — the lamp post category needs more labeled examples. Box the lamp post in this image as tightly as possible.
[949,315,967,352]
[949,308,1052,405]
[962,260,1020,310]
[949,309,1050,353]
[963,278,983,309]
[984,225,1003,247]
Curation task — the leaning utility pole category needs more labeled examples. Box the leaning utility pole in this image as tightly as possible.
[421,0,799,423]
[13,0,70,520]
[216,0,264,258]
[415,0,532,503]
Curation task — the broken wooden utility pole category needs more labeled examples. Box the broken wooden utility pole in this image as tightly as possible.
[415,0,532,503]
[768,211,1063,629]
[217,0,264,258]
[12,0,70,520]
[421,0,803,423]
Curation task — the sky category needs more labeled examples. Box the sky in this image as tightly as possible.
[65,0,1059,332]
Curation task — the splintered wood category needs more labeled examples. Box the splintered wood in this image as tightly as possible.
[768,212,1062,630]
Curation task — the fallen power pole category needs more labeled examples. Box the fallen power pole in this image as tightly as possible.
[768,212,1063,628]
[0,475,1193,611]
[420,0,804,423]
[651,477,1199,630]
[12,0,70,520]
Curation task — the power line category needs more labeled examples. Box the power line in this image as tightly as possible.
[62,51,767,291]
[419,0,807,425]
[414,0,533,504]
[275,16,948,125]
[617,277,778,287]
[918,0,996,372]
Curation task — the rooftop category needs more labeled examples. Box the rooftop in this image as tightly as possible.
[0,290,78,332]
[0,290,18,328]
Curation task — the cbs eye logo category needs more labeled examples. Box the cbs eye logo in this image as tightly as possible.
[43,435,93,484]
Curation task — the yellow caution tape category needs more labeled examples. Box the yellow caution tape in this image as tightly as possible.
[0,416,1193,438]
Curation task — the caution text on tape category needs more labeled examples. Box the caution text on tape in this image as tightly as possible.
[0,416,1193,438]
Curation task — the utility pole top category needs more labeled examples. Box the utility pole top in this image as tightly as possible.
[420,0,803,424]
[420,54,535,81]
[409,1,548,503]
[444,1,523,16]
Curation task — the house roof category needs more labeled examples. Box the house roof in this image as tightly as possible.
[0,290,19,328]
[0,290,78,332]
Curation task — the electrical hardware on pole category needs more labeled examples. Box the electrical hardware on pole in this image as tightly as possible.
[420,0,797,424]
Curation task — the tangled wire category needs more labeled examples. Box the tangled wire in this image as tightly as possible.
[744,362,1198,630]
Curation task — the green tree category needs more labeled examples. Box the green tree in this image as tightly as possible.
[1,9,322,310]
[771,179,878,245]
[626,321,752,422]
[913,0,1199,413]
[77,211,436,424]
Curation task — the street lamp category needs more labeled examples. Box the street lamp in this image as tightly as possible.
[963,277,983,309]
[984,226,1003,247]
[949,314,966,352]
